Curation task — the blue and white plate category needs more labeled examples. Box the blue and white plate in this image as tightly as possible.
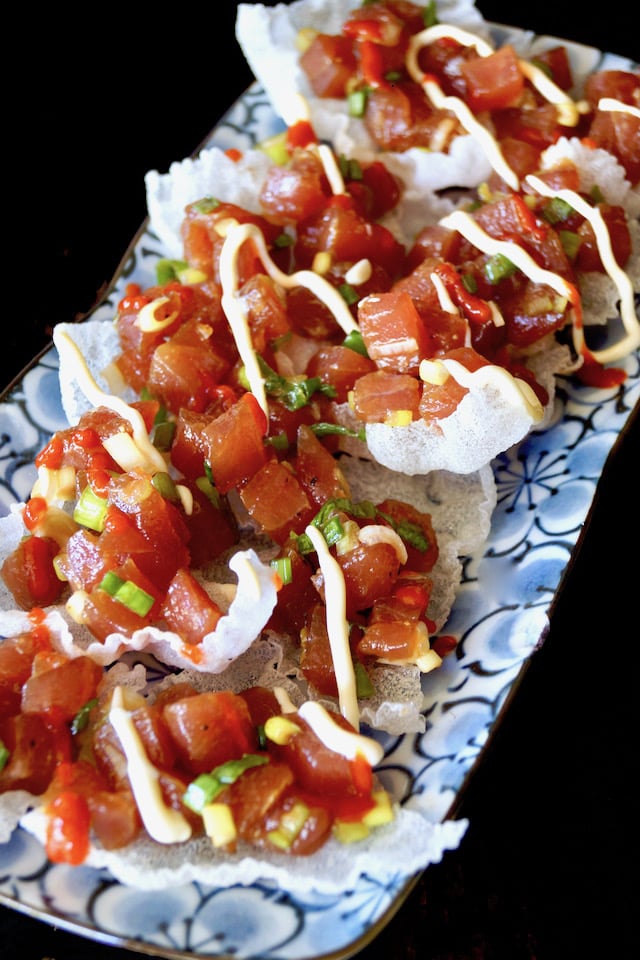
[0,23,638,960]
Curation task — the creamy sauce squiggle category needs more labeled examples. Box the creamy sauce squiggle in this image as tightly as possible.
[304,523,359,730]
[525,174,640,363]
[54,329,167,474]
[109,687,192,844]
[219,221,359,418]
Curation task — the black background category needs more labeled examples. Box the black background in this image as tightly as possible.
[3,3,638,958]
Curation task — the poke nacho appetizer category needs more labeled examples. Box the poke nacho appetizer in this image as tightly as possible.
[0,0,638,899]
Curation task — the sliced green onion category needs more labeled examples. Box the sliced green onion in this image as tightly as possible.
[322,516,345,546]
[196,475,221,509]
[0,740,9,772]
[590,184,605,204]
[70,697,98,735]
[156,258,189,286]
[347,89,368,118]
[271,556,293,585]
[152,420,176,451]
[183,754,269,813]
[384,70,403,83]
[274,232,294,248]
[73,485,108,532]
[338,283,360,306]
[266,431,290,451]
[338,155,363,181]
[484,253,517,285]
[310,422,366,442]
[98,572,155,617]
[543,196,574,224]
[114,580,155,616]
[422,0,438,27]
[192,197,220,214]
[342,329,369,357]
[152,471,179,501]
[559,229,582,261]
[461,272,478,294]
[354,661,374,699]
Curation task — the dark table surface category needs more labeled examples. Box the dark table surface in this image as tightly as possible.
[3,2,638,958]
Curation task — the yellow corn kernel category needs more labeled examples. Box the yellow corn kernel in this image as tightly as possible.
[176,266,208,285]
[202,803,237,847]
[333,820,370,844]
[362,790,395,828]
[312,251,332,276]
[264,716,302,745]
[259,132,290,166]
[296,27,318,53]
[384,409,413,427]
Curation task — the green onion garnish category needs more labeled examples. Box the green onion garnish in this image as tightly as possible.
[98,572,155,617]
[342,329,369,357]
[192,197,220,214]
[484,253,517,285]
[354,661,374,698]
[271,556,293,585]
[70,697,98,735]
[559,229,582,261]
[338,283,360,306]
[347,89,368,118]
[0,740,9,772]
[73,485,108,532]
[183,754,269,813]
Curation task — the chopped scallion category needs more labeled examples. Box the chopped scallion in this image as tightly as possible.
[0,740,9,772]
[152,420,176,451]
[347,89,368,118]
[73,485,108,532]
[98,571,155,617]
[342,329,369,357]
[183,754,269,813]
[271,556,293,585]
[559,229,582,261]
[338,283,360,306]
[484,253,517,285]
[70,697,98,735]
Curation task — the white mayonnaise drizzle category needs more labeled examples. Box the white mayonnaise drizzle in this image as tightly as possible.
[304,523,360,730]
[598,97,640,120]
[358,524,408,564]
[109,687,192,844]
[219,222,359,418]
[54,329,167,474]
[525,174,640,363]
[297,700,384,764]
[406,24,583,190]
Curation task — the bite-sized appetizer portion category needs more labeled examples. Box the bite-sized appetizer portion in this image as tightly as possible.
[0,636,465,892]
[237,0,639,187]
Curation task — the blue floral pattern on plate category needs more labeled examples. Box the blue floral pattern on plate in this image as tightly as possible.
[0,24,638,960]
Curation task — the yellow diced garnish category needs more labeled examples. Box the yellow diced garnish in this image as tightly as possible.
[296,27,318,53]
[384,409,413,427]
[362,790,395,828]
[264,716,302,745]
[176,267,208,285]
[259,132,290,166]
[333,820,370,844]
[202,802,237,847]
[312,251,332,275]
